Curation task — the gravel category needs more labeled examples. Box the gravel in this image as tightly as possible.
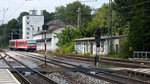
[46,71,112,84]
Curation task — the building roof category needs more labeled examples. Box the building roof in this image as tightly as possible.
[36,38,51,42]
[74,35,127,42]
[46,20,65,26]
[34,20,65,36]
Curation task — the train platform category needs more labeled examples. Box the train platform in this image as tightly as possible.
[0,69,20,84]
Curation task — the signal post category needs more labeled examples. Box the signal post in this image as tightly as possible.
[95,27,101,67]
[42,25,49,66]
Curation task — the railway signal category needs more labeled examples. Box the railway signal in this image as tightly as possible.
[94,27,101,67]
[95,27,101,47]
[42,25,49,66]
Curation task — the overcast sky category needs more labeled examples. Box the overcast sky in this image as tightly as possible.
[0,0,108,24]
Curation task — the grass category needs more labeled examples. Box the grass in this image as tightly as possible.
[13,73,25,84]
[38,64,48,68]
[46,70,62,74]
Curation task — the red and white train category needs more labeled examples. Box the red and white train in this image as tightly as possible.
[9,39,36,51]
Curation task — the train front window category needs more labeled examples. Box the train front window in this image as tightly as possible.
[28,43,36,46]
[28,40,36,46]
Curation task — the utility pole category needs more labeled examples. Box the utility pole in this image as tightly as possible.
[77,7,81,29]
[1,8,8,48]
[108,0,113,53]
[77,0,97,29]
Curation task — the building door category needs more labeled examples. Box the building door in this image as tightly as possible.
[91,43,93,55]
[116,44,119,55]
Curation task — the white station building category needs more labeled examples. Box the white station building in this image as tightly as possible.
[33,20,65,51]
[22,10,44,39]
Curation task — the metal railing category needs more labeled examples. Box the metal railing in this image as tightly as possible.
[133,51,150,60]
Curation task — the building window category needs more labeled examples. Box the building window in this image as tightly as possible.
[27,28,30,30]
[27,22,29,24]
[38,27,40,32]
[27,17,29,19]
[27,32,29,35]
[27,37,29,39]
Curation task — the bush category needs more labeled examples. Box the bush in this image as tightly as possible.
[62,42,75,53]
[84,52,91,56]
[38,49,45,53]
[118,37,130,59]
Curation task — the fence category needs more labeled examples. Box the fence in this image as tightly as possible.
[133,51,150,60]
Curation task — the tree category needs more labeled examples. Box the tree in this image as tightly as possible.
[55,6,67,22]
[17,12,29,23]
[56,26,78,53]
[2,19,19,47]
[92,3,109,35]
[65,1,92,26]
[114,0,150,51]
[43,10,55,24]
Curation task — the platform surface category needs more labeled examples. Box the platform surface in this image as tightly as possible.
[0,69,20,84]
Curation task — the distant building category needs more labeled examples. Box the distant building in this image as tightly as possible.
[22,10,44,39]
[74,35,127,55]
[33,20,65,51]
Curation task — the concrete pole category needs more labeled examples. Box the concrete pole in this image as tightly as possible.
[44,30,47,66]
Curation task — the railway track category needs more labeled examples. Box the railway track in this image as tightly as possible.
[50,53,150,68]
[9,51,150,84]
[0,53,57,84]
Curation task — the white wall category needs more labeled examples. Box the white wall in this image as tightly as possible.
[34,27,64,51]
[51,28,64,50]
[22,15,44,39]
[75,38,119,55]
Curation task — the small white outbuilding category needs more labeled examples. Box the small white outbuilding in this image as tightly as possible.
[74,35,127,55]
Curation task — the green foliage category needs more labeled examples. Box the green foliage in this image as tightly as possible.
[118,37,129,59]
[65,1,92,25]
[17,12,29,23]
[56,26,77,53]
[43,10,55,24]
[92,3,109,35]
[114,0,150,51]
[83,52,91,56]
[46,70,62,74]
[86,21,98,37]
[0,12,29,48]
[54,1,92,38]
[55,6,67,22]
[38,49,45,53]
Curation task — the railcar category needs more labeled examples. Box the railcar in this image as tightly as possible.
[9,39,36,51]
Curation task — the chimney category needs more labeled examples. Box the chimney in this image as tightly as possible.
[41,10,44,15]
[116,32,119,36]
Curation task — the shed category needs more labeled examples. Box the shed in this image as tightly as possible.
[74,35,127,55]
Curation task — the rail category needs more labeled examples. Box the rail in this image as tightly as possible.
[0,54,32,84]
[4,53,57,84]
[12,51,150,84]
